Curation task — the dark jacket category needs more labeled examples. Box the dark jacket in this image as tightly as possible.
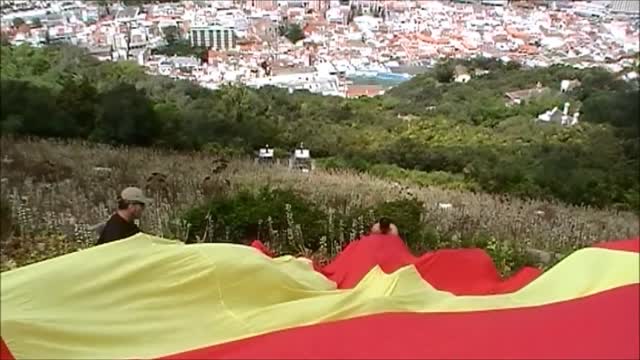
[97,213,140,245]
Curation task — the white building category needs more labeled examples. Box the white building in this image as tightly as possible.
[572,1,608,18]
[215,8,249,35]
[536,102,580,126]
[0,8,47,27]
[247,68,344,97]
[481,0,508,6]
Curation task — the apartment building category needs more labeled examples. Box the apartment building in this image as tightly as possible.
[189,24,237,50]
[248,0,278,10]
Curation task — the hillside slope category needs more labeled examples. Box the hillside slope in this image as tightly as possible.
[0,138,637,273]
[1,44,638,210]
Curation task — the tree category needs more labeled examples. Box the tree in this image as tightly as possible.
[154,102,191,149]
[158,20,206,55]
[581,90,639,130]
[94,60,146,89]
[279,23,305,44]
[12,18,25,28]
[0,80,61,137]
[162,25,180,45]
[31,18,42,28]
[505,60,521,71]
[92,83,160,146]
[56,76,99,138]
[153,37,206,58]
[434,62,454,83]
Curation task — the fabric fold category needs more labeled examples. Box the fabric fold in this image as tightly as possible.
[1,234,638,359]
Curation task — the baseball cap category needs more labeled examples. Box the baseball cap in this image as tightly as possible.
[120,187,152,205]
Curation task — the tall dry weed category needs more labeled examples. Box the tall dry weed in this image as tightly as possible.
[0,137,637,272]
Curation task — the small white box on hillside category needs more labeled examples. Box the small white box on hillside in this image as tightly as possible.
[259,148,274,158]
[295,149,310,159]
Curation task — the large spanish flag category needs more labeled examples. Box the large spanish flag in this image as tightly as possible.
[1,234,638,359]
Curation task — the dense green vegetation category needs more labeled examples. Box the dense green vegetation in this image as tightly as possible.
[279,22,306,44]
[182,187,534,273]
[1,43,638,210]
[152,25,207,58]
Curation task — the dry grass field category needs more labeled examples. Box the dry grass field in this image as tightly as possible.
[1,137,638,272]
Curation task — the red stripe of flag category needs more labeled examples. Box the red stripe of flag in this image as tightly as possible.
[254,234,544,294]
[160,283,640,360]
[0,338,14,360]
[593,237,640,252]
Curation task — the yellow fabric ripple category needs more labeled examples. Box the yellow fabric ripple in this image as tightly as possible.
[1,234,637,359]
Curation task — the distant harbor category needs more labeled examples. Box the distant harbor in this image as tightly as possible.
[347,72,413,89]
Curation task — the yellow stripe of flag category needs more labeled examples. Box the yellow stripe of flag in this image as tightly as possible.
[1,234,638,359]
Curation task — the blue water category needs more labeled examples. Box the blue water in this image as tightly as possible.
[348,73,412,88]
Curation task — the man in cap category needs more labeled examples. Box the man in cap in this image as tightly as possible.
[97,187,152,245]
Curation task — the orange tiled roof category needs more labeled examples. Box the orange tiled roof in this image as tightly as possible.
[519,44,538,54]
[346,84,384,98]
[506,26,530,41]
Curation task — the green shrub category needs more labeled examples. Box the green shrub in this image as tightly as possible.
[316,156,352,171]
[317,156,371,172]
[481,235,535,276]
[183,187,325,250]
[369,163,480,191]
[370,198,425,251]
[182,188,544,275]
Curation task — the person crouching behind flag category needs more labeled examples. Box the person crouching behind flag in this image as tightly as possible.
[97,187,152,245]
[370,217,399,236]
